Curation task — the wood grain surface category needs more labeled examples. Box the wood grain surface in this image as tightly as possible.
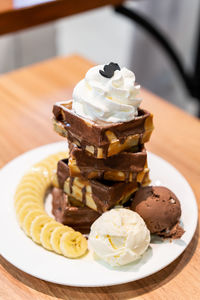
[0,55,199,300]
[0,0,123,35]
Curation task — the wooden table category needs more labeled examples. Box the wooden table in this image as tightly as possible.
[0,0,123,35]
[0,55,199,299]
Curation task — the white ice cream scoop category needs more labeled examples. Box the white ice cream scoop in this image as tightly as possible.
[88,208,150,267]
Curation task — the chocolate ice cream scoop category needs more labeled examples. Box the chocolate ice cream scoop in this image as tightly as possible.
[131,186,184,239]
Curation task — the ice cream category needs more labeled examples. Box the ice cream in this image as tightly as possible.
[72,63,141,122]
[88,208,150,266]
[131,186,184,239]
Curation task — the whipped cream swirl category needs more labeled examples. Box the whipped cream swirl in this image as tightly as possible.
[72,64,141,123]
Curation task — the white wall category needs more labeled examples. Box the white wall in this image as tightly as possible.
[0,23,56,73]
[56,6,134,67]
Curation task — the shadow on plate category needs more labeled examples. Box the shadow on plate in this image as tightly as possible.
[0,222,198,300]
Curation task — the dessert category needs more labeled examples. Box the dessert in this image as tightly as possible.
[68,143,148,182]
[53,101,153,159]
[131,186,184,239]
[52,187,100,233]
[88,208,150,266]
[51,63,153,237]
[56,159,150,213]
[14,61,184,268]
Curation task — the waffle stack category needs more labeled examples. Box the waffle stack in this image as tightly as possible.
[52,100,154,232]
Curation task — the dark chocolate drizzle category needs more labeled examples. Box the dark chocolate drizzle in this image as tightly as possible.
[94,147,98,157]
[125,171,130,183]
[57,160,70,188]
[102,144,109,159]
[139,133,143,145]
[82,186,86,205]
[69,177,74,194]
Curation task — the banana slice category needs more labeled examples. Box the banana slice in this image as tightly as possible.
[30,215,52,244]
[16,200,40,216]
[24,168,50,179]
[15,194,41,211]
[17,178,45,192]
[15,151,88,258]
[50,226,74,254]
[40,221,62,250]
[17,202,42,226]
[31,165,52,182]
[34,152,67,179]
[22,209,46,237]
[60,231,88,258]
[14,188,41,205]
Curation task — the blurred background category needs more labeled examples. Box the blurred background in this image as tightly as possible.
[0,0,199,115]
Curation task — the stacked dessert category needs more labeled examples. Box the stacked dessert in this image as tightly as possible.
[14,62,185,266]
[51,63,154,233]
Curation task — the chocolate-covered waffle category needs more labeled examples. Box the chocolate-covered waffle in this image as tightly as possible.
[57,159,150,213]
[53,100,153,159]
[52,187,100,233]
[68,143,149,182]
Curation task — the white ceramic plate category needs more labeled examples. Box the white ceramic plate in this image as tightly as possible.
[0,142,198,287]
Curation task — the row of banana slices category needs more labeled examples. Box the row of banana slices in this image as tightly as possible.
[14,152,87,258]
